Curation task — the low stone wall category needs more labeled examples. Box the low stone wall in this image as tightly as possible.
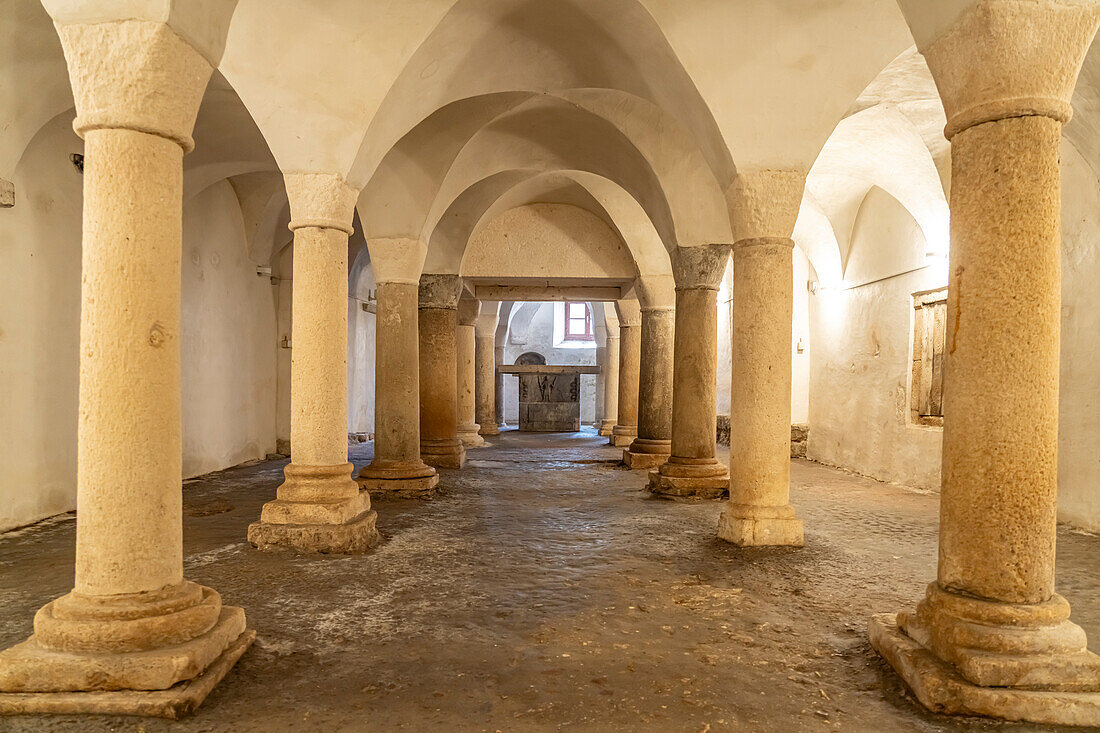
[715,415,807,458]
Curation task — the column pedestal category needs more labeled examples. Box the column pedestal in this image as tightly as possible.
[248,175,379,553]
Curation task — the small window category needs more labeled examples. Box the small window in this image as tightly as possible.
[563,302,594,341]
[911,289,947,427]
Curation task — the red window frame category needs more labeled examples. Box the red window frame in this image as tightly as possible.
[564,302,594,341]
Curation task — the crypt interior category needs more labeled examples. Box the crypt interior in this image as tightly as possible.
[2,0,1100,729]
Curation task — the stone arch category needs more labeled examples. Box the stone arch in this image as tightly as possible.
[515,351,546,366]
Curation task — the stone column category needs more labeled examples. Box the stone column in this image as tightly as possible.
[455,299,485,448]
[356,276,439,499]
[650,245,731,499]
[598,333,619,436]
[718,168,805,547]
[869,3,1100,726]
[420,275,466,468]
[609,302,641,448]
[475,306,500,437]
[624,306,674,468]
[248,173,379,553]
[494,343,508,429]
[0,20,252,715]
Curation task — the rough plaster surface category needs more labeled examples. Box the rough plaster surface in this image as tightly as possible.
[807,189,945,492]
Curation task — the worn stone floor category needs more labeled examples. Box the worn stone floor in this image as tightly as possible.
[2,429,1099,732]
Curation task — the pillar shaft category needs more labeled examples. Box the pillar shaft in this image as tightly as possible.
[419,276,466,468]
[358,281,436,489]
[455,302,484,447]
[598,336,619,436]
[288,226,355,469]
[494,344,507,428]
[624,308,674,467]
[74,129,183,596]
[610,323,640,448]
[476,330,499,436]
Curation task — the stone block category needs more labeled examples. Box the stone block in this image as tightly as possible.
[0,179,13,208]
[0,628,254,719]
[647,471,728,500]
[247,509,381,554]
[717,513,803,547]
[358,473,440,499]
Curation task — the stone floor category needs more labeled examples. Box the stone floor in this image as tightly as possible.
[2,429,1099,732]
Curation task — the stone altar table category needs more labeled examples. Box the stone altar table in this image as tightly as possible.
[498,364,600,432]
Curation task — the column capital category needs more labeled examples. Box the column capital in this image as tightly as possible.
[672,244,732,290]
[285,173,359,234]
[54,20,213,152]
[923,0,1100,140]
[725,168,806,243]
[457,298,480,326]
[615,299,642,327]
[419,274,462,309]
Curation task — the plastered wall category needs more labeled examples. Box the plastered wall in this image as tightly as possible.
[180,181,278,478]
[347,255,376,436]
[806,187,946,490]
[1058,142,1100,531]
[0,115,82,531]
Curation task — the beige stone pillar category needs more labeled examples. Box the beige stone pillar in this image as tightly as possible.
[248,174,379,553]
[494,343,508,429]
[624,306,674,468]
[420,275,466,468]
[475,305,500,437]
[356,276,439,499]
[718,168,805,547]
[456,298,485,448]
[650,245,731,499]
[609,301,641,448]
[869,3,1100,726]
[598,333,619,437]
[0,20,252,715]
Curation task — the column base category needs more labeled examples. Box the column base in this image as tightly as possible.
[869,613,1100,727]
[421,438,466,469]
[597,420,616,437]
[479,423,500,436]
[717,503,803,547]
[0,602,251,718]
[897,583,1100,690]
[457,424,486,448]
[647,471,729,500]
[609,426,637,448]
[358,473,440,499]
[248,473,380,553]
